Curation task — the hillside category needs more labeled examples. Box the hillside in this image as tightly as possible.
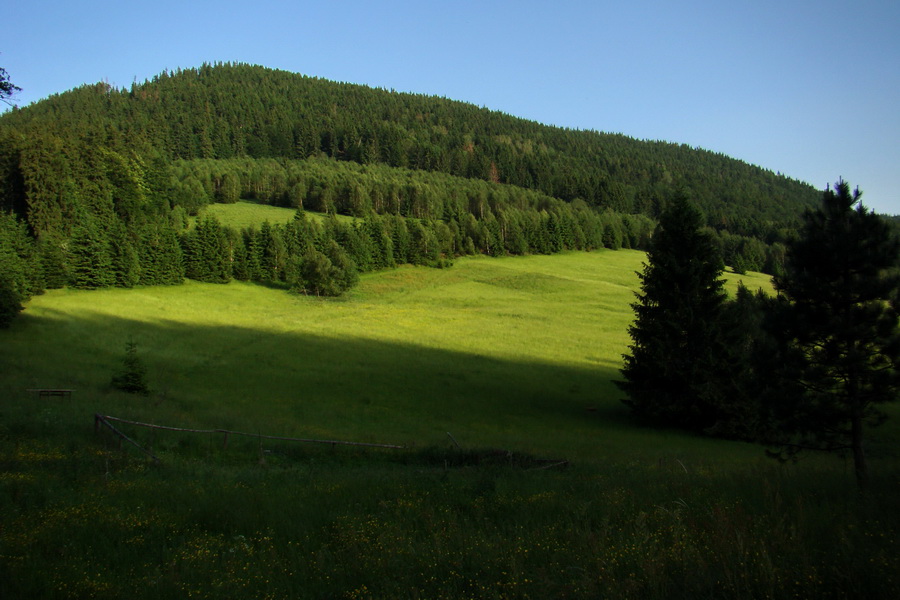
[0,62,821,324]
[1,62,818,237]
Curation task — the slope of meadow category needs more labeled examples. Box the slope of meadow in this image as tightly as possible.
[1,251,896,599]
[193,201,354,230]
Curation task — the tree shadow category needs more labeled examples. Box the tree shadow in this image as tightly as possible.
[3,309,637,457]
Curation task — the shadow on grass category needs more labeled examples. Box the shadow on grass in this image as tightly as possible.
[3,308,642,460]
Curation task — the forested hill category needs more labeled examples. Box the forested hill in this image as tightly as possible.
[1,62,817,238]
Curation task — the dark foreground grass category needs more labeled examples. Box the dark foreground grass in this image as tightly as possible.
[2,426,897,599]
[1,252,898,599]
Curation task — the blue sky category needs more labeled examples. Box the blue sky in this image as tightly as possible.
[4,0,899,213]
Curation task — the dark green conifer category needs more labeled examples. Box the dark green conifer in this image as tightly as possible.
[0,212,32,326]
[258,221,286,282]
[111,339,150,395]
[767,180,900,488]
[68,217,114,289]
[617,194,730,431]
[37,235,70,288]
[183,216,231,283]
[109,222,140,288]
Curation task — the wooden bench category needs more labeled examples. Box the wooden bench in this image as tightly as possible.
[27,389,74,399]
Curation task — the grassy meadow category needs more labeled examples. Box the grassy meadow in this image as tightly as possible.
[1,249,897,599]
[194,201,353,229]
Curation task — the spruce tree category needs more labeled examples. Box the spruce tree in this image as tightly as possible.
[229,228,251,281]
[183,216,231,283]
[37,235,70,288]
[157,223,185,284]
[0,212,31,326]
[109,222,140,288]
[617,194,730,431]
[243,226,263,281]
[68,218,115,289]
[767,180,900,488]
[111,339,150,395]
[0,275,22,328]
[258,221,286,282]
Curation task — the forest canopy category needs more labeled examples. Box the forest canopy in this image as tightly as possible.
[1,63,819,234]
[0,62,825,319]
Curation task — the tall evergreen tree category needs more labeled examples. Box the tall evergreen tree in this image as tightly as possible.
[67,217,114,289]
[109,222,140,288]
[183,216,231,283]
[767,180,900,488]
[242,226,263,281]
[363,215,395,270]
[36,235,69,288]
[617,194,730,431]
[258,220,287,282]
[0,212,33,326]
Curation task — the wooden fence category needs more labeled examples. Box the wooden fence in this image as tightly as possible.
[94,413,405,463]
[93,415,568,470]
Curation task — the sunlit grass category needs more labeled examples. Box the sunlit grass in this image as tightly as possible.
[194,200,354,229]
[1,249,896,599]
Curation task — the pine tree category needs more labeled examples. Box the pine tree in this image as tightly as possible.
[109,222,140,287]
[229,228,251,281]
[111,339,150,395]
[617,194,730,431]
[37,235,69,288]
[389,216,411,263]
[258,220,286,282]
[242,226,263,281]
[68,217,114,289]
[0,212,32,326]
[156,222,185,284]
[363,216,395,270]
[183,216,231,283]
[767,180,900,488]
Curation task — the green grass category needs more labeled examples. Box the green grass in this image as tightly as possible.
[1,250,896,599]
[194,201,354,229]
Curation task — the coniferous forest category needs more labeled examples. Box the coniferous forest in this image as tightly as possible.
[1,62,822,322]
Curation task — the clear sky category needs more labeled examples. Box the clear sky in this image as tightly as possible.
[4,0,899,213]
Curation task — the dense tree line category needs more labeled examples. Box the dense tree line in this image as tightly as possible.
[0,122,656,324]
[1,63,820,240]
[180,194,652,297]
[618,181,900,488]
[169,154,795,271]
[0,61,823,326]
[0,107,659,326]
[168,155,657,252]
